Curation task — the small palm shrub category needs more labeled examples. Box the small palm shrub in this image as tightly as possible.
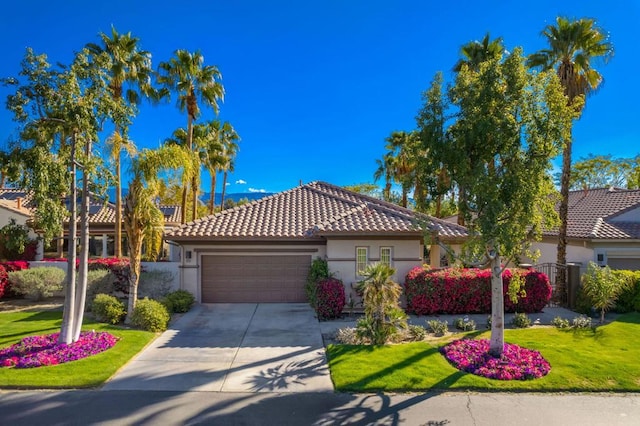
[582,262,624,323]
[511,312,532,328]
[130,298,170,332]
[454,317,477,331]
[92,294,126,324]
[163,289,195,313]
[315,278,345,320]
[426,319,448,336]
[356,263,408,344]
[551,316,570,329]
[8,267,65,301]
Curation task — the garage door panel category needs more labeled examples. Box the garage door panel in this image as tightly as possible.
[201,255,311,303]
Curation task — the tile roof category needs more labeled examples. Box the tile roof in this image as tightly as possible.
[0,188,182,227]
[544,187,640,240]
[167,181,468,241]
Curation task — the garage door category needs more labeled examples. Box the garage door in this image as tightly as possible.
[607,258,640,271]
[201,255,311,303]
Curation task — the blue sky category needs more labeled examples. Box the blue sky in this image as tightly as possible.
[1,1,638,195]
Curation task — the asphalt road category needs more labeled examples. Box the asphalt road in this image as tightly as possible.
[1,390,639,425]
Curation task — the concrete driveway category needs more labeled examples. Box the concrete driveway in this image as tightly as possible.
[102,303,334,393]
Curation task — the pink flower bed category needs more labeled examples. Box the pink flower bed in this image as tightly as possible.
[0,331,118,368]
[441,338,551,380]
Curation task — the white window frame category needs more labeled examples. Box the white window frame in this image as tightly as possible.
[356,246,368,276]
[380,246,392,266]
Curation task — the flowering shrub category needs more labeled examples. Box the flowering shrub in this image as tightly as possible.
[88,258,131,293]
[405,267,552,315]
[441,338,551,380]
[0,260,29,299]
[315,278,345,320]
[0,331,118,369]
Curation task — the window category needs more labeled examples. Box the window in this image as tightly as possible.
[380,247,392,266]
[356,247,368,276]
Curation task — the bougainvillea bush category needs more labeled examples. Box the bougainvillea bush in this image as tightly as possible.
[0,260,29,299]
[441,338,551,380]
[315,278,346,320]
[0,331,118,369]
[405,267,551,315]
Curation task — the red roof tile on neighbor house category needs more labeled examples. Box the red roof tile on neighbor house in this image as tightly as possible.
[166,181,468,241]
[544,187,640,240]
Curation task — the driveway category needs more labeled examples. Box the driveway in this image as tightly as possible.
[102,303,334,393]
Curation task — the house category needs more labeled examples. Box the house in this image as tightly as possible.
[528,187,640,271]
[166,181,467,303]
[0,188,182,259]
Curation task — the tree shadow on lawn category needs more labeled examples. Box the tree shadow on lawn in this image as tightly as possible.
[14,311,63,323]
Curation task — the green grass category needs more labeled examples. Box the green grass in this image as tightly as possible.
[327,312,640,392]
[0,310,156,389]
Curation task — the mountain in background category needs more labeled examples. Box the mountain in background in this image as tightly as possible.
[105,188,273,205]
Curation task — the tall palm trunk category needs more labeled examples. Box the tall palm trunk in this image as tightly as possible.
[180,114,193,224]
[555,135,572,305]
[209,173,217,215]
[114,127,122,257]
[124,186,143,324]
[220,170,228,210]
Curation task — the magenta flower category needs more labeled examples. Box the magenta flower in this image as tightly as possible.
[441,338,550,380]
[0,331,119,369]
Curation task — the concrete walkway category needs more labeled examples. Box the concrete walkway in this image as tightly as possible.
[102,303,334,393]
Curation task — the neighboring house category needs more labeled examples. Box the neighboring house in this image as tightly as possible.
[528,187,640,271]
[166,181,467,303]
[0,187,181,259]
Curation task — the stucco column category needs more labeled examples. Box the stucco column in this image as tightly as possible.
[102,234,108,258]
[35,238,44,261]
[429,243,440,268]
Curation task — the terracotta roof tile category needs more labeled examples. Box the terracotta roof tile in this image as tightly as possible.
[167,181,468,241]
[544,187,640,240]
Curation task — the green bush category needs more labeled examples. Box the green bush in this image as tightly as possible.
[131,298,170,332]
[86,269,115,309]
[8,267,65,301]
[406,324,427,341]
[138,270,175,300]
[306,258,330,308]
[613,270,640,313]
[426,319,448,336]
[163,289,195,313]
[92,294,126,324]
[551,316,570,329]
[454,317,477,331]
[511,312,532,328]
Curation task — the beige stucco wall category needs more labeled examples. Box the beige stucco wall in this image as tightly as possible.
[326,238,423,302]
[177,242,327,302]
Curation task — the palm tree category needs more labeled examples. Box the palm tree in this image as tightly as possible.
[199,121,225,214]
[124,144,191,323]
[374,154,395,202]
[217,123,240,211]
[453,33,504,72]
[527,17,613,302]
[157,50,224,223]
[385,131,420,208]
[87,26,153,258]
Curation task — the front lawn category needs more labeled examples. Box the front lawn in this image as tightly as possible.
[327,312,640,392]
[0,310,155,389]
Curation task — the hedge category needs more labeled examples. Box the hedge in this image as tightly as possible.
[315,278,345,320]
[404,266,552,315]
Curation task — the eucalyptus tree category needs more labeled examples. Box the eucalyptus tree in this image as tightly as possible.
[124,144,192,322]
[415,71,451,217]
[527,17,613,301]
[447,48,575,355]
[3,47,127,343]
[568,154,630,190]
[87,26,154,258]
[157,50,224,223]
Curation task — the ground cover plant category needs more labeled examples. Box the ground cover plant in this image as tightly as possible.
[326,312,640,392]
[0,310,154,388]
